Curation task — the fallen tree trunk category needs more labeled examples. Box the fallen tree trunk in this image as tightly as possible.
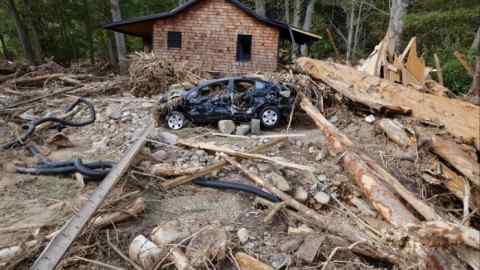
[297,57,480,150]
[222,154,404,265]
[429,136,480,187]
[299,94,471,269]
[407,221,480,250]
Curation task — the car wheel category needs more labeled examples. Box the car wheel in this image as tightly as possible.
[260,107,280,128]
[166,111,186,130]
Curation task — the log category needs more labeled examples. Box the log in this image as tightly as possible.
[5,73,65,87]
[430,136,480,187]
[377,119,413,147]
[297,57,480,149]
[407,221,480,250]
[161,138,287,189]
[235,252,273,270]
[437,163,480,210]
[223,154,403,265]
[300,95,418,225]
[299,94,472,269]
[91,198,145,228]
[178,140,315,172]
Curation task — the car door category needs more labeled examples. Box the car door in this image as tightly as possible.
[188,80,231,122]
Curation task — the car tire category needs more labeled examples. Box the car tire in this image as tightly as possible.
[166,111,187,130]
[259,106,280,128]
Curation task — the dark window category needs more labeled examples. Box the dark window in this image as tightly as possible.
[167,31,182,48]
[236,35,252,62]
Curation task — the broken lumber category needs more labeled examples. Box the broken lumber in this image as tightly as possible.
[299,95,474,269]
[377,119,413,147]
[430,136,480,187]
[434,53,444,86]
[223,154,403,265]
[91,198,145,228]
[178,140,315,172]
[297,57,480,149]
[151,163,204,177]
[3,85,83,110]
[31,124,154,270]
[161,138,287,189]
[407,221,480,250]
[235,252,273,270]
[454,51,474,76]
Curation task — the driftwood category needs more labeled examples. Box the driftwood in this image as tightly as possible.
[91,198,145,228]
[377,119,413,147]
[299,94,475,269]
[297,57,480,149]
[235,252,273,270]
[407,221,480,250]
[223,154,403,265]
[429,136,480,187]
[178,140,315,172]
[161,138,287,189]
[151,164,204,177]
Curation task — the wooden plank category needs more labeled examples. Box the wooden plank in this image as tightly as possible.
[31,124,153,270]
[434,53,444,86]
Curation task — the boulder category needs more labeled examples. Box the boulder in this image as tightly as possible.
[218,120,236,134]
[251,119,261,135]
[236,124,250,136]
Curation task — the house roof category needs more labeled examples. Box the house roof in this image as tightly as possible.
[103,0,321,44]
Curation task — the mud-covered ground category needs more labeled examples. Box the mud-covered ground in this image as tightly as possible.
[1,86,478,270]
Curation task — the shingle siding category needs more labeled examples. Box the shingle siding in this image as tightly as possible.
[153,0,279,74]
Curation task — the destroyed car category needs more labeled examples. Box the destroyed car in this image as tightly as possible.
[164,77,293,130]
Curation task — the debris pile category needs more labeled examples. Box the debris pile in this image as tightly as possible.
[0,52,479,270]
[129,52,209,97]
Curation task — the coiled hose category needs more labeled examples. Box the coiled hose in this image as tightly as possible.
[2,98,96,150]
[15,159,114,180]
[193,177,281,203]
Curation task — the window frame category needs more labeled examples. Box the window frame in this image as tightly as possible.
[236,34,252,62]
[167,31,182,49]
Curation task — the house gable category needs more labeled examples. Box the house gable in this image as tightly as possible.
[152,0,280,74]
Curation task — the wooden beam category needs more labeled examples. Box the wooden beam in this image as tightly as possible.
[31,124,153,270]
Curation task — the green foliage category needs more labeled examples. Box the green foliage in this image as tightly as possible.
[438,49,475,95]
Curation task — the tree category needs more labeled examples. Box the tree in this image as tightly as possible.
[4,0,36,64]
[0,33,11,60]
[255,0,266,16]
[469,38,480,100]
[472,26,480,51]
[301,0,318,56]
[110,0,128,74]
[23,0,43,63]
[387,0,409,54]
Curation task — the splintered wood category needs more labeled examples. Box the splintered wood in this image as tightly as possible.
[297,57,480,150]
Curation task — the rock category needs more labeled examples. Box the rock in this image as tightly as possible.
[236,124,250,136]
[218,120,236,134]
[288,224,314,235]
[236,253,274,270]
[280,237,305,253]
[266,172,291,192]
[296,234,324,263]
[186,226,228,267]
[270,254,291,269]
[317,175,327,183]
[314,191,331,205]
[365,114,376,123]
[237,228,250,244]
[257,163,272,172]
[107,104,123,120]
[153,130,178,145]
[251,119,261,135]
[152,220,190,246]
[308,146,316,154]
[293,187,308,202]
[152,150,169,161]
[328,115,338,124]
[315,150,327,161]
